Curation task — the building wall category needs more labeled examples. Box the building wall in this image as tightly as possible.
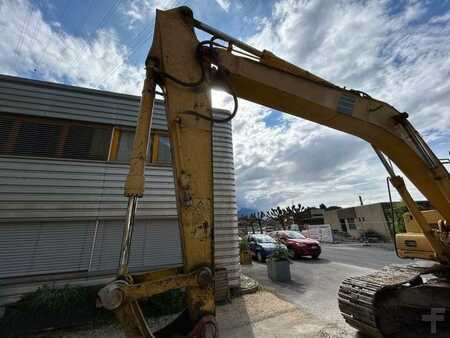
[0,75,239,305]
[324,210,340,232]
[324,203,393,241]
[354,204,392,240]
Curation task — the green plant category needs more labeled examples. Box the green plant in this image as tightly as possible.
[28,285,88,313]
[393,203,408,233]
[0,285,95,337]
[239,237,249,252]
[269,246,289,261]
[139,289,185,317]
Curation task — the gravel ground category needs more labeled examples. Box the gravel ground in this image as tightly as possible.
[37,313,179,338]
[217,290,354,338]
[37,291,353,338]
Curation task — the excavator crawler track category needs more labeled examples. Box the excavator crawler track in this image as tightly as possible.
[338,264,428,337]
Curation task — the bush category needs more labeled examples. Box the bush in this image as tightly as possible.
[0,284,186,337]
[28,285,88,313]
[140,288,185,317]
[0,285,95,337]
[239,238,249,252]
[269,247,289,261]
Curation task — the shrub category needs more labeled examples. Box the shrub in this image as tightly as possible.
[269,246,289,261]
[28,285,88,313]
[0,284,186,337]
[239,238,249,252]
[0,285,95,337]
[140,288,185,317]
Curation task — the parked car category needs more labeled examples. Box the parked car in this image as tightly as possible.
[270,230,321,259]
[247,233,287,262]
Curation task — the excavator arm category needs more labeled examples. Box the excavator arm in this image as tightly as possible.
[98,6,450,338]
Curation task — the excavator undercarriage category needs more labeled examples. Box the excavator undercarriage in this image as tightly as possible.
[340,208,450,337]
[339,264,450,337]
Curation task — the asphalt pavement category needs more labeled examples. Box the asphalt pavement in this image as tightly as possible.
[242,243,410,334]
[321,242,407,269]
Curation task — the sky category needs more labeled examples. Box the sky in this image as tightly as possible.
[1,0,449,212]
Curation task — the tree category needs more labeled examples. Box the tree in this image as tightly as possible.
[249,211,265,234]
[266,206,289,230]
[319,203,327,210]
[238,215,255,234]
[265,204,307,229]
[285,204,307,226]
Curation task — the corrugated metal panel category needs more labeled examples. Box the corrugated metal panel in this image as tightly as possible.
[0,74,167,130]
[0,157,177,220]
[212,111,240,287]
[0,75,239,287]
[90,219,182,272]
[0,221,95,278]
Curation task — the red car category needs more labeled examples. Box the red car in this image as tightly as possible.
[270,230,321,259]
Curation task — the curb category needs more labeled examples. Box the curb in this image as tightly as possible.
[238,274,260,296]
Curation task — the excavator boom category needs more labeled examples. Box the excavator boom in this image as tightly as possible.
[150,6,450,259]
[98,6,450,338]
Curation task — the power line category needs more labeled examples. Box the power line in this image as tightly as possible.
[78,0,95,37]
[100,35,151,82]
[33,0,118,77]
[71,0,122,74]
[15,0,32,55]
[17,0,44,60]
[69,0,100,69]
[33,0,72,75]
[24,0,43,58]
[99,27,153,84]
[92,0,122,34]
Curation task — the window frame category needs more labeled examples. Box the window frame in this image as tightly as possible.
[347,218,357,230]
[150,131,172,165]
[108,126,137,162]
[0,113,174,165]
[108,128,171,166]
[0,113,112,162]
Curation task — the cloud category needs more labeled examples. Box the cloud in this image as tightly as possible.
[229,0,450,210]
[430,11,450,24]
[2,0,449,213]
[0,0,144,94]
[215,0,231,12]
[123,0,179,28]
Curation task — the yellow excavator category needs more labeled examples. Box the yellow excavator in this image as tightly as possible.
[97,6,450,337]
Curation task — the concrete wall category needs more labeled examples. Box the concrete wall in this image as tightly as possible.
[324,203,393,241]
[324,210,340,232]
[354,203,392,240]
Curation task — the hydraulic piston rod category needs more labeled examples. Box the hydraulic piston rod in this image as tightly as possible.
[118,71,156,277]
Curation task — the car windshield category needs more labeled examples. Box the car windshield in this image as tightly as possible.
[254,235,275,243]
[285,231,306,239]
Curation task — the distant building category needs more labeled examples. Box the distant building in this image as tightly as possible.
[324,201,433,241]
[324,203,397,241]
[297,207,325,226]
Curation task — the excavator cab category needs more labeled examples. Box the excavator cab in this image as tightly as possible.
[396,210,443,261]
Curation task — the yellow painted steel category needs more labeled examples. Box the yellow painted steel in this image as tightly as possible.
[108,127,120,160]
[149,4,215,324]
[124,271,199,302]
[105,6,450,337]
[396,210,446,261]
[389,176,447,261]
[210,49,450,261]
[124,73,156,198]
